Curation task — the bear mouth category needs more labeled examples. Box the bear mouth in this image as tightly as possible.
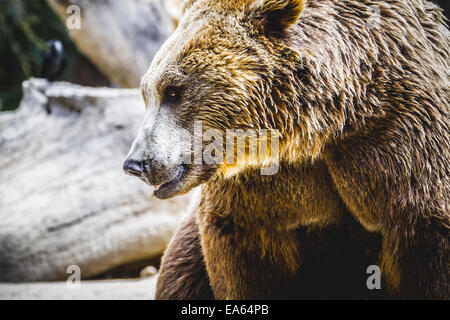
[152,165,187,199]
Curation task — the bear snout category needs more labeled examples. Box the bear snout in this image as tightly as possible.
[124,156,182,189]
[123,159,145,178]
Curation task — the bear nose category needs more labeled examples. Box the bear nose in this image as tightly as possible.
[123,159,144,177]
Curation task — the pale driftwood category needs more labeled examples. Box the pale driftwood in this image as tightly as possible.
[0,276,157,300]
[0,79,197,282]
[46,0,175,88]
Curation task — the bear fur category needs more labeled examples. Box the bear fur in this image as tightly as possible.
[129,0,449,299]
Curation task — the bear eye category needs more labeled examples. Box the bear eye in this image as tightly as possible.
[163,86,182,105]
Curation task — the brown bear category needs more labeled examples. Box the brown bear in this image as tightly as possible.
[124,0,450,299]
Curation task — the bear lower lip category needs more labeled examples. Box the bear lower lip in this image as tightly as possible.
[153,165,186,197]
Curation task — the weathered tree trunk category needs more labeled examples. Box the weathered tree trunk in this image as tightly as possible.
[0,79,196,282]
[46,0,175,88]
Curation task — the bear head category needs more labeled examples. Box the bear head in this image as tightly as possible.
[124,0,448,199]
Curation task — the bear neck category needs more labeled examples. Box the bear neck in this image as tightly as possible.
[198,158,344,230]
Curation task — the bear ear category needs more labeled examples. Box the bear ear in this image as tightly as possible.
[258,0,305,34]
